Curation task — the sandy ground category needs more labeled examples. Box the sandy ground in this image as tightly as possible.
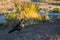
[0,22,60,40]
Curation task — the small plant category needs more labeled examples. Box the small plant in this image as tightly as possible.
[52,8,60,13]
[5,12,16,21]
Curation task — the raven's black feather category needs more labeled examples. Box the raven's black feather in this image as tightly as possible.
[8,19,24,33]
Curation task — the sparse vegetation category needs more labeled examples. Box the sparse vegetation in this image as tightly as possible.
[4,2,42,27]
[0,0,51,27]
[4,2,51,26]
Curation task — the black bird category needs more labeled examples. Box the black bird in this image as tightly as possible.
[8,19,25,33]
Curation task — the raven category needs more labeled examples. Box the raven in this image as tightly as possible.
[8,19,25,33]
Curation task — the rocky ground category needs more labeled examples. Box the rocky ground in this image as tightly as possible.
[0,22,60,40]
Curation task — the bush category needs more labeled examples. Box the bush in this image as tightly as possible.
[17,2,42,21]
[52,8,60,13]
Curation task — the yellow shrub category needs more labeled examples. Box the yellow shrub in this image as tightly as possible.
[17,2,42,20]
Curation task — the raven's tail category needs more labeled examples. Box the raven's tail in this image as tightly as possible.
[8,29,16,33]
